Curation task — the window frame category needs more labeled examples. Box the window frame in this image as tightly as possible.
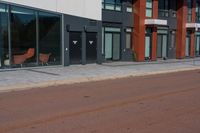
[146,0,153,18]
[102,0,122,11]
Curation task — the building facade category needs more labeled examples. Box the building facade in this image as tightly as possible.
[0,0,199,69]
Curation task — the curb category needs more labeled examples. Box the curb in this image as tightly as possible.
[0,67,200,93]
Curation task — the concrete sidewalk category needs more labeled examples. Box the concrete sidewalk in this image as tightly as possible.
[0,59,200,92]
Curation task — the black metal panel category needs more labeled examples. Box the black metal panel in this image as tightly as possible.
[63,14,102,66]
[69,32,82,64]
[86,32,97,63]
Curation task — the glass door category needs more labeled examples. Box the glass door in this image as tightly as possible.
[196,35,200,56]
[157,35,168,58]
[145,35,151,59]
[186,36,190,57]
[105,33,112,59]
[113,33,120,60]
[103,27,121,61]
[157,35,162,58]
[162,35,168,58]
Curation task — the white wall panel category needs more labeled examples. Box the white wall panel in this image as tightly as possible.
[1,0,102,20]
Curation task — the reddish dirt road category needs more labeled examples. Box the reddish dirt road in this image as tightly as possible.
[0,70,200,133]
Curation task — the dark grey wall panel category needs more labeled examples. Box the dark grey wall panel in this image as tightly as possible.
[63,14,102,66]
[102,1,134,61]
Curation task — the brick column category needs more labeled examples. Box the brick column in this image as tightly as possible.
[151,0,158,61]
[190,0,196,58]
[133,0,146,61]
[176,0,187,59]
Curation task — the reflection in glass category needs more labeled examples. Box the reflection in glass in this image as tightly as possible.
[0,4,9,68]
[11,6,36,67]
[39,12,61,65]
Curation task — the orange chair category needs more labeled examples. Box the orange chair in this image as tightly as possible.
[25,48,35,59]
[13,54,27,67]
[13,48,35,67]
[39,53,51,65]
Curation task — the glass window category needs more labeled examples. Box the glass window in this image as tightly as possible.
[102,27,104,54]
[187,0,192,22]
[105,27,121,32]
[102,0,122,11]
[0,4,9,68]
[146,0,153,17]
[103,27,121,60]
[126,7,133,13]
[196,2,200,22]
[126,33,131,49]
[158,0,169,17]
[11,6,37,67]
[125,28,132,49]
[39,12,61,66]
[0,3,62,69]
[170,31,176,49]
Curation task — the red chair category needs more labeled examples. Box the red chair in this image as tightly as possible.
[13,54,27,67]
[25,48,35,59]
[39,53,51,65]
[13,48,35,67]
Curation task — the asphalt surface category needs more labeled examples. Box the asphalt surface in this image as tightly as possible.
[0,70,200,133]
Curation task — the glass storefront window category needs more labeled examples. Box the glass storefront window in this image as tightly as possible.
[11,6,37,67]
[39,12,61,66]
[0,4,9,68]
[0,2,62,69]
[103,27,121,60]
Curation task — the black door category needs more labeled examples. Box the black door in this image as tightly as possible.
[69,32,82,64]
[86,33,97,63]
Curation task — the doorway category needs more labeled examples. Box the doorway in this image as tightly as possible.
[157,34,168,59]
[145,35,151,60]
[69,32,82,64]
[195,34,200,56]
[186,33,191,57]
[86,32,97,63]
[103,27,121,61]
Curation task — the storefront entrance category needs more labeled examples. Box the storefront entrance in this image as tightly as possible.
[145,28,152,60]
[157,28,168,59]
[103,27,121,61]
[195,32,200,56]
[186,32,191,57]
[157,34,168,59]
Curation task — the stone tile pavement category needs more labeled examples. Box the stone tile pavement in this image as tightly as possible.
[0,58,200,92]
